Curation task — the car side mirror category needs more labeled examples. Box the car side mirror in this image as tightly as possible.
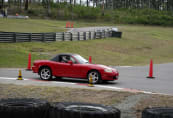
[68,61,73,65]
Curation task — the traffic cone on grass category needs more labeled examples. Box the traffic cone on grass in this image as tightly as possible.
[71,22,74,28]
[89,56,92,63]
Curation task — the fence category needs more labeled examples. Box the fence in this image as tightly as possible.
[0,29,115,43]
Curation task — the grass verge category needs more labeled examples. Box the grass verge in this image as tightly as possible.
[0,83,133,105]
[0,19,173,67]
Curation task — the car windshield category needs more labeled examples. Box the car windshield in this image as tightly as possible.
[74,55,88,64]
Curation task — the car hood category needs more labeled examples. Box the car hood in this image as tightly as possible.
[87,64,117,71]
[34,60,51,64]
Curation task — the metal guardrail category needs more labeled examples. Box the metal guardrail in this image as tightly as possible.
[0,29,115,43]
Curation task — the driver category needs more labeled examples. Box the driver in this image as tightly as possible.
[61,56,70,63]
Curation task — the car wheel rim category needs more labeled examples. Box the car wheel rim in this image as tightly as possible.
[89,72,99,83]
[41,68,51,80]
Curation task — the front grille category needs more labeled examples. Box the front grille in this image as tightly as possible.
[113,76,117,79]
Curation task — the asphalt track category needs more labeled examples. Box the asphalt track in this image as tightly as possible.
[0,63,173,95]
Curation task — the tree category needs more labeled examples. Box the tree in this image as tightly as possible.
[25,0,29,10]
[8,0,11,8]
[47,0,51,16]
[1,0,4,9]
[87,0,89,7]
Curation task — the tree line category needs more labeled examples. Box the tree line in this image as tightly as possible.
[0,0,173,13]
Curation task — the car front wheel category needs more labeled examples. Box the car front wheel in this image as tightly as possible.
[87,70,102,84]
[39,67,52,80]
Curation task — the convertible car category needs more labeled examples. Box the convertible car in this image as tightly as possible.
[32,53,119,84]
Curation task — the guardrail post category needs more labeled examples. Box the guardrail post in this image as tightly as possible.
[13,33,17,42]
[42,33,45,42]
[78,32,80,40]
[84,32,86,40]
[29,33,32,42]
[89,31,91,40]
[54,33,56,41]
[70,32,73,41]
[94,31,96,39]
[100,31,102,39]
[103,30,105,38]
[62,32,64,41]
[105,30,108,38]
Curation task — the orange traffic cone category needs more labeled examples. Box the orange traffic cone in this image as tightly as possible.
[71,22,73,28]
[26,53,32,71]
[89,56,92,63]
[17,70,23,80]
[66,22,70,28]
[147,59,155,79]
[88,75,94,87]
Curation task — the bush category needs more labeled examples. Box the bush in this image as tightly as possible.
[9,3,173,26]
[73,6,100,20]
[113,8,173,26]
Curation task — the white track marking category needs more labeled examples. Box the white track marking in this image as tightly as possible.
[52,81,76,85]
[0,77,172,96]
[96,85,123,90]
[0,77,28,80]
[119,66,132,68]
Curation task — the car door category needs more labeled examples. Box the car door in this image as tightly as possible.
[53,55,87,78]
[66,56,89,78]
[63,56,82,78]
[51,55,71,77]
[52,61,68,77]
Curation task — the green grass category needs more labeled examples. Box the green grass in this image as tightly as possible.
[0,19,173,67]
[0,19,67,32]
[0,18,113,33]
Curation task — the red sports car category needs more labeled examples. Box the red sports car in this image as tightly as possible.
[32,53,119,84]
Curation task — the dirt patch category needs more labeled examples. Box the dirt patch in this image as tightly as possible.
[113,94,150,118]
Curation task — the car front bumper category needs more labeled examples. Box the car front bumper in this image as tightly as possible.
[102,72,119,81]
[32,66,38,73]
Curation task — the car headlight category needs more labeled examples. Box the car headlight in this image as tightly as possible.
[104,68,113,73]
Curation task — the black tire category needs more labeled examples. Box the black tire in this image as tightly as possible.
[50,102,120,118]
[142,107,173,118]
[39,67,52,80]
[87,70,102,84]
[0,98,50,118]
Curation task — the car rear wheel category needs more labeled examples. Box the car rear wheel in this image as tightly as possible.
[87,70,102,84]
[39,67,52,80]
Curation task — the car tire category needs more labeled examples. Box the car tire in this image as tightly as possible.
[50,102,120,118]
[0,98,50,118]
[142,107,173,118]
[39,67,52,80]
[87,70,102,84]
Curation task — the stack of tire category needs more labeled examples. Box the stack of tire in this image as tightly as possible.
[1,98,172,118]
[0,98,50,118]
[142,107,173,118]
[0,98,121,118]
